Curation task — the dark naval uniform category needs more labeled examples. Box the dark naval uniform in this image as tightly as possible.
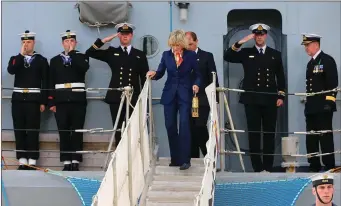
[7,30,49,170]
[190,48,219,158]
[85,23,149,147]
[301,34,338,172]
[223,24,286,172]
[48,30,89,171]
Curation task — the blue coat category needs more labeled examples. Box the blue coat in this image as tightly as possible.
[154,49,201,105]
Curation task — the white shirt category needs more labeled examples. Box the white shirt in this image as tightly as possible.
[121,45,132,55]
[313,49,321,60]
[195,47,198,54]
[256,45,267,54]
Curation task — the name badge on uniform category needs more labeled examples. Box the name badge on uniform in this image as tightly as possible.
[249,55,254,58]
[114,53,119,56]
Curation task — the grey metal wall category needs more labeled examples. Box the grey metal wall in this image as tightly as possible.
[2,2,341,171]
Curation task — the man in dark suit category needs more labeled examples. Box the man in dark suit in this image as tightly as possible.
[7,30,49,170]
[224,23,286,172]
[301,33,338,172]
[48,30,90,171]
[86,22,149,147]
[185,31,219,158]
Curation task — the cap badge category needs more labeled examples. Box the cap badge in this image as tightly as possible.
[303,35,307,40]
[122,24,129,30]
[24,33,28,37]
[257,25,263,30]
[323,174,328,179]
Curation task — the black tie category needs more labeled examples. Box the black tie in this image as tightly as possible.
[124,46,128,55]
[259,48,263,54]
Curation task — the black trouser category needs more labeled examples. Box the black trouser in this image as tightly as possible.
[244,104,278,172]
[109,103,133,147]
[190,106,210,158]
[306,112,335,171]
[12,102,41,160]
[55,103,86,162]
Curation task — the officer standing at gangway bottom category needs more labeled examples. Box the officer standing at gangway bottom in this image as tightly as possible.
[223,23,286,173]
[301,33,338,172]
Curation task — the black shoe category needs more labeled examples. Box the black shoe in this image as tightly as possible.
[72,163,79,171]
[17,165,28,170]
[179,163,191,170]
[63,164,72,171]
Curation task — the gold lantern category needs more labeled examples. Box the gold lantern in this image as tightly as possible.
[192,93,199,118]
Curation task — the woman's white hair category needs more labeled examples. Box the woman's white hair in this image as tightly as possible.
[168,29,189,49]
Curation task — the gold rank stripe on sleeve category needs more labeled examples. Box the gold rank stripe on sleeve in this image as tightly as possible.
[326,95,336,102]
[231,44,239,51]
[278,91,285,96]
[92,44,99,50]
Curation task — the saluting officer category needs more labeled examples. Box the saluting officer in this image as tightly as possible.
[311,173,338,206]
[86,22,149,147]
[48,30,90,171]
[7,30,49,170]
[185,31,219,158]
[301,34,338,172]
[224,23,286,172]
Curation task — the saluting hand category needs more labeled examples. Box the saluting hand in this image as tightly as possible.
[102,33,119,44]
[20,43,27,56]
[238,34,255,45]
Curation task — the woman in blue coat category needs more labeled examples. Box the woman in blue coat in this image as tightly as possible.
[147,29,201,170]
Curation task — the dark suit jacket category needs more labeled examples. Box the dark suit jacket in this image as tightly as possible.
[154,49,201,105]
[224,43,286,106]
[192,48,219,106]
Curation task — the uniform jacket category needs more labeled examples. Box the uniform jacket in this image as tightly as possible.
[305,50,339,115]
[191,48,219,106]
[86,38,149,105]
[7,52,49,105]
[224,42,286,106]
[154,49,201,105]
[48,50,89,107]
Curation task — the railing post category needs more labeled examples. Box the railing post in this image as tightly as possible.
[112,156,118,206]
[148,79,154,160]
[218,89,225,172]
[126,88,133,206]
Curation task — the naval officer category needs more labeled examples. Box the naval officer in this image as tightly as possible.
[185,31,219,158]
[7,30,49,170]
[147,29,201,170]
[301,33,338,172]
[311,173,338,206]
[48,30,90,171]
[224,23,286,172]
[86,23,149,147]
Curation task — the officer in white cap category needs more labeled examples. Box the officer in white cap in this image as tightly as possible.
[7,30,49,170]
[301,33,338,172]
[48,30,90,171]
[86,22,149,147]
[311,173,337,206]
[223,23,286,172]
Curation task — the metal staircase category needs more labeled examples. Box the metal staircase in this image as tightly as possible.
[145,157,205,206]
